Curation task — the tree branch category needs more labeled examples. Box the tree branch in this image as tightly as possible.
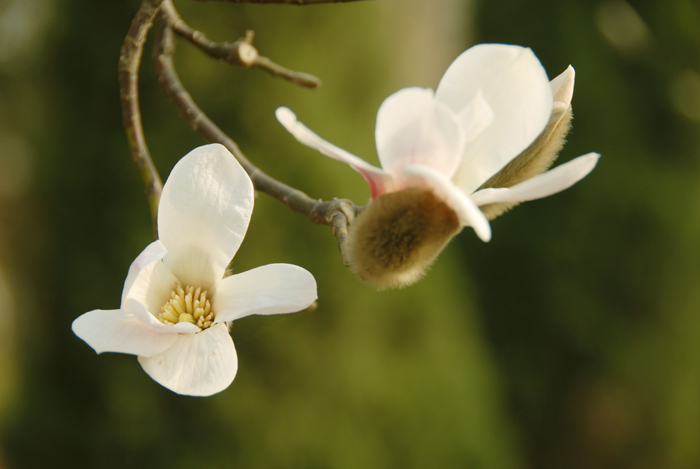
[195,0,372,4]
[168,14,321,88]
[119,0,165,237]
[154,1,361,263]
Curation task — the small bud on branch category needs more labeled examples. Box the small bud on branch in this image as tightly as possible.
[168,14,322,88]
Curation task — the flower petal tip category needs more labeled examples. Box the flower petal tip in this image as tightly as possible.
[580,152,601,174]
[275,106,296,128]
[475,224,492,243]
[551,65,576,105]
[72,308,178,357]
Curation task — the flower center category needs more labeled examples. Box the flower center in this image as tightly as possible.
[158,285,214,330]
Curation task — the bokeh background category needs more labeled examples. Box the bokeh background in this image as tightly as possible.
[1,0,699,467]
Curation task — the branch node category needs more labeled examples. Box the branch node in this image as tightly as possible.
[163,1,321,88]
[236,41,259,66]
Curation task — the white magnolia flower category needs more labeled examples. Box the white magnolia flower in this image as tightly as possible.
[276,43,599,289]
[72,144,317,396]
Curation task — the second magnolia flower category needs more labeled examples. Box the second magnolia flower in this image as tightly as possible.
[277,43,600,289]
[72,144,318,396]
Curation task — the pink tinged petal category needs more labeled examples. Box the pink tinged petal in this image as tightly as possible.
[72,309,177,357]
[124,298,201,335]
[275,107,395,198]
[550,65,575,106]
[158,144,254,288]
[435,44,553,194]
[138,323,237,396]
[121,240,167,305]
[122,258,179,319]
[375,87,465,181]
[402,164,492,242]
[470,153,600,206]
[213,264,318,323]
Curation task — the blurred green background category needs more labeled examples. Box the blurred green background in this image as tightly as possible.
[1,0,699,467]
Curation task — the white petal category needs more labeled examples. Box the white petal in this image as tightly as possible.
[375,87,465,181]
[550,65,575,105]
[138,323,237,396]
[276,107,395,198]
[121,240,167,305]
[459,90,494,142]
[402,164,491,242]
[158,144,254,288]
[72,308,177,357]
[213,264,318,323]
[122,258,179,319]
[435,44,553,194]
[470,153,600,206]
[124,298,201,335]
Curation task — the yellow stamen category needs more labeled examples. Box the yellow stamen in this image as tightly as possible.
[171,298,186,316]
[157,284,215,330]
[163,311,178,324]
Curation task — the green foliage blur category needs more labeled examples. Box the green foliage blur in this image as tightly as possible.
[0,0,699,467]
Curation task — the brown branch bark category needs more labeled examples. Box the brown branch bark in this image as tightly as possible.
[154,1,361,263]
[119,0,165,237]
[168,14,321,88]
[195,0,372,4]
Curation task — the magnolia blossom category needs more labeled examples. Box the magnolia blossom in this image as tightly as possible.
[72,144,317,396]
[276,44,599,289]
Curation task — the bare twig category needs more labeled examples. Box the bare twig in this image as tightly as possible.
[168,15,322,88]
[154,1,361,259]
[196,0,371,4]
[119,0,165,237]
[255,55,321,88]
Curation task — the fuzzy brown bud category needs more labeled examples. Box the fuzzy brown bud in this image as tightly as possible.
[345,188,461,289]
